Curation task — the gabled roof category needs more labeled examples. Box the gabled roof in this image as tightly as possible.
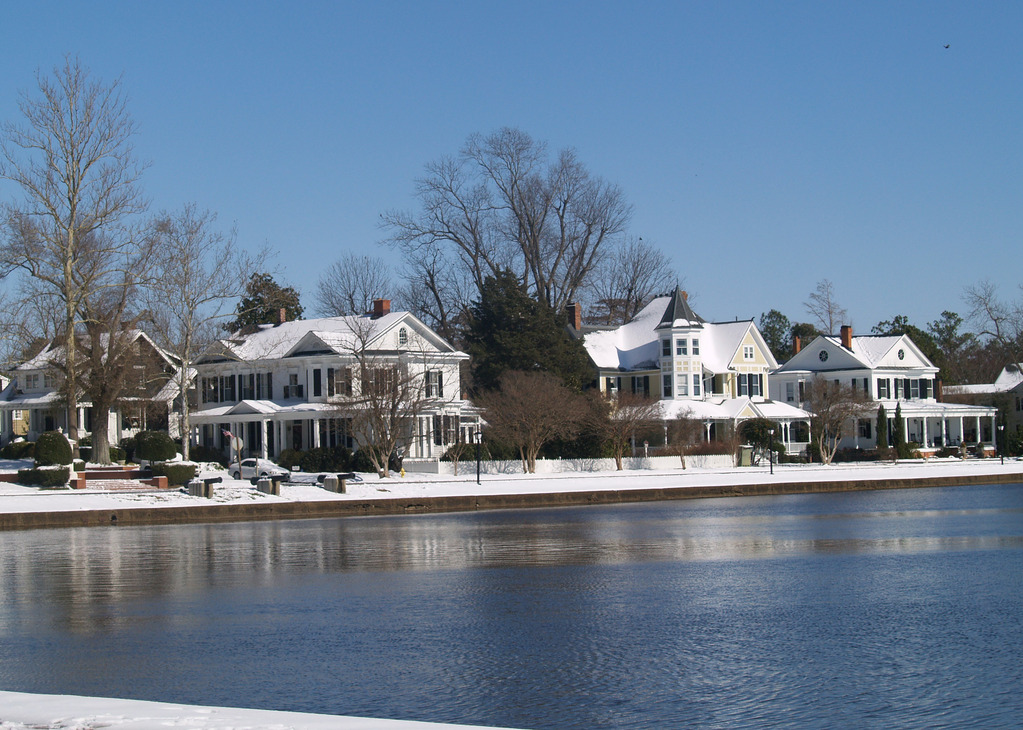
[197,311,464,364]
[776,333,935,373]
[656,287,705,329]
[13,330,177,371]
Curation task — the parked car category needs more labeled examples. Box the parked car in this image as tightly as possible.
[229,458,290,482]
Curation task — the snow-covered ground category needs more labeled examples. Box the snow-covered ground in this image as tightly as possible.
[0,690,514,729]
[0,457,1021,515]
[2,457,1021,729]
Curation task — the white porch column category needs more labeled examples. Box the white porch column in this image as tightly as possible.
[313,418,321,448]
[260,420,268,459]
[922,418,929,448]
[974,416,981,444]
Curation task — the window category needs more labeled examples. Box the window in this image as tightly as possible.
[426,370,444,398]
[663,374,672,398]
[786,382,794,402]
[910,379,920,399]
[878,379,890,399]
[12,410,21,420]
[743,345,754,360]
[738,373,748,397]
[738,373,761,398]
[662,339,671,357]
[858,419,872,438]
[44,373,55,389]
[398,328,408,346]
[631,375,650,397]
[798,380,805,401]
[679,377,688,396]
[605,376,619,394]
[676,339,687,356]
[751,373,761,397]
[692,338,700,355]
[284,373,304,399]
[692,374,701,396]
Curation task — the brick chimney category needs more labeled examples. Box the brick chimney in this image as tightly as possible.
[277,307,287,325]
[793,335,801,354]
[372,298,391,319]
[566,302,582,330]
[840,325,852,350]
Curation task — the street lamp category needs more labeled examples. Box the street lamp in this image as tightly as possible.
[768,428,775,475]
[998,424,1005,465]
[475,426,482,485]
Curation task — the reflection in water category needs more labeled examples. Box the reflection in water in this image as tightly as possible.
[1,483,1022,728]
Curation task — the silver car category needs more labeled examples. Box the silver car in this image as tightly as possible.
[229,458,290,481]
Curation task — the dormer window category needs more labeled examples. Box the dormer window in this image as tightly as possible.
[398,327,408,346]
[743,345,754,360]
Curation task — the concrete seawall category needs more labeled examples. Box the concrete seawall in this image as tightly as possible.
[2,471,1019,531]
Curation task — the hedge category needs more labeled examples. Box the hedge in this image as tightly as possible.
[1,441,34,459]
[134,431,177,462]
[18,466,70,487]
[149,462,197,486]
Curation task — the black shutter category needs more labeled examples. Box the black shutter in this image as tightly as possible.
[313,369,322,397]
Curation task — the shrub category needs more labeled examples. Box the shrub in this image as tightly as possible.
[150,462,197,485]
[108,446,126,463]
[134,431,177,462]
[350,449,377,474]
[119,436,136,462]
[189,445,227,466]
[18,466,69,487]
[1,440,35,459]
[35,431,73,466]
[300,446,353,473]
[276,449,304,470]
[78,446,93,462]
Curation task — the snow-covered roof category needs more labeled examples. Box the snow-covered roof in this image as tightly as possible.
[658,397,810,422]
[583,293,772,373]
[13,330,176,371]
[204,312,461,363]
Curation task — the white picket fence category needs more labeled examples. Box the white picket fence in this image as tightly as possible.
[403,453,735,475]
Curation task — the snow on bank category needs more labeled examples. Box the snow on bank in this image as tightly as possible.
[0,457,1021,516]
[0,690,514,729]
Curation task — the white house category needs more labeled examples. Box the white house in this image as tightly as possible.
[189,300,475,464]
[945,364,1023,439]
[0,330,184,445]
[580,287,812,452]
[771,326,998,452]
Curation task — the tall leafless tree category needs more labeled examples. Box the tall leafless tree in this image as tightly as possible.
[382,127,632,325]
[804,279,848,335]
[315,253,394,317]
[1,57,148,450]
[144,204,266,459]
[964,280,1023,371]
[584,238,678,325]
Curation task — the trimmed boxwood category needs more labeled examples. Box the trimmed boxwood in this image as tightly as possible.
[35,431,73,466]
[150,462,197,486]
[108,446,126,463]
[18,466,70,487]
[134,431,177,462]
[1,440,35,459]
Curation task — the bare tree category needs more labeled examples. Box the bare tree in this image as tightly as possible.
[803,377,872,465]
[144,204,266,459]
[328,322,440,478]
[584,238,678,326]
[478,370,590,473]
[383,127,632,321]
[1,57,148,450]
[315,253,394,317]
[804,279,848,334]
[590,391,663,470]
[396,245,472,346]
[666,410,705,469]
[964,280,1023,370]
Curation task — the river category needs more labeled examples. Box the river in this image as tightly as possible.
[2,483,1022,729]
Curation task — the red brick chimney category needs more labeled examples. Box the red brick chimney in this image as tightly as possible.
[372,298,391,319]
[277,307,287,325]
[793,335,801,354]
[840,325,852,350]
[566,302,582,330]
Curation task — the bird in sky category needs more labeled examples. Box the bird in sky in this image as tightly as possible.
[944,44,951,49]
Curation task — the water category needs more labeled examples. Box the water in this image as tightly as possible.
[2,484,1023,729]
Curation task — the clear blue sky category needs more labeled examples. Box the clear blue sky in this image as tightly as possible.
[2,1,1021,333]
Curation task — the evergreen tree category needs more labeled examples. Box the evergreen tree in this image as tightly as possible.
[893,402,908,458]
[224,273,304,332]
[876,403,888,449]
[759,310,792,361]
[464,270,593,393]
